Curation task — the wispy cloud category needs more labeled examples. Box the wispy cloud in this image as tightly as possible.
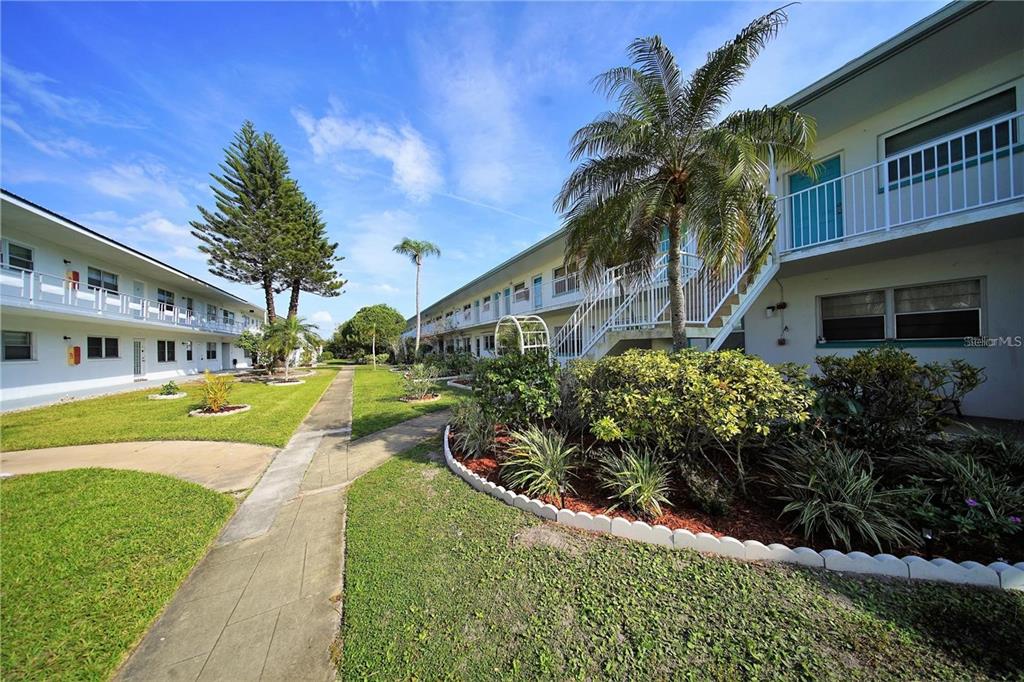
[78,209,204,261]
[1,60,142,128]
[1,118,100,159]
[294,102,443,202]
[87,160,188,207]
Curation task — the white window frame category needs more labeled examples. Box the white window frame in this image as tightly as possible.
[3,240,35,272]
[185,340,194,362]
[86,335,120,360]
[512,281,529,302]
[817,277,986,343]
[2,330,34,361]
[552,262,580,297]
[87,266,119,294]
[156,339,176,363]
[206,342,217,360]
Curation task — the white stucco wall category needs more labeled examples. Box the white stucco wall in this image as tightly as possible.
[744,236,1024,420]
[0,314,253,403]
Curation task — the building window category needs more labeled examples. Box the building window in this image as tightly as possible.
[157,288,175,312]
[2,330,32,360]
[895,280,981,340]
[884,88,1017,182]
[185,341,193,361]
[484,335,495,351]
[87,336,119,359]
[553,262,580,296]
[206,305,218,322]
[4,243,34,271]
[206,342,217,359]
[157,340,176,362]
[513,282,529,302]
[87,267,119,293]
[819,290,886,342]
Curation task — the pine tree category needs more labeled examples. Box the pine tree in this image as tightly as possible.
[276,194,346,319]
[191,121,302,322]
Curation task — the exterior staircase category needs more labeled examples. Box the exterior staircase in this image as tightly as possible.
[550,243,779,361]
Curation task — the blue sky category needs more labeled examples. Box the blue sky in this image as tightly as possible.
[1,1,943,334]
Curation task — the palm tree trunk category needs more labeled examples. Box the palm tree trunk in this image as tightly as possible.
[667,222,689,351]
[414,258,422,357]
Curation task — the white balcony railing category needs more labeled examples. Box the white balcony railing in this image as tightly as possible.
[777,111,1024,253]
[0,267,260,335]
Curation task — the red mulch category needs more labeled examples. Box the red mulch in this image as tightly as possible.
[448,430,802,547]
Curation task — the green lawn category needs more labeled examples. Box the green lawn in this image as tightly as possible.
[1,369,337,451]
[1,469,235,680]
[351,365,461,439]
[342,439,1024,680]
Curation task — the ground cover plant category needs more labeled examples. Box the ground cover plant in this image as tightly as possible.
[1,469,235,680]
[2,369,336,451]
[351,365,460,439]
[447,347,1021,562]
[341,440,1024,680]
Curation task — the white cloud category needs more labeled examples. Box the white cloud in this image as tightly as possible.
[294,104,442,202]
[87,161,188,207]
[343,209,421,283]
[1,60,140,128]
[309,309,335,332]
[77,209,204,262]
[1,118,100,159]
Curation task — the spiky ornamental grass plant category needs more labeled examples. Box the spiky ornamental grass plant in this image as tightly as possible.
[450,400,497,459]
[598,443,673,521]
[556,9,816,351]
[501,426,580,507]
[764,440,919,552]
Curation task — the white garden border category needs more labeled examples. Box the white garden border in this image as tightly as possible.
[447,379,473,392]
[189,404,252,418]
[148,392,187,400]
[443,425,1023,591]
[266,380,306,387]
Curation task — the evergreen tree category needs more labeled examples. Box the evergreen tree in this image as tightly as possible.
[275,194,346,319]
[191,121,303,322]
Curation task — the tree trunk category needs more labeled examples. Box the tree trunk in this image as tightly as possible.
[372,329,377,370]
[667,221,689,351]
[287,280,301,320]
[263,274,277,323]
[414,257,422,358]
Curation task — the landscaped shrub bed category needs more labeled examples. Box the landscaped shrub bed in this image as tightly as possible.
[448,347,1022,563]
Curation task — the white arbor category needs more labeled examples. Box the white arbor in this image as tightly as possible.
[494,315,550,358]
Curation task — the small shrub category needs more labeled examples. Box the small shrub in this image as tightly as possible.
[812,346,984,453]
[553,360,592,436]
[402,364,440,400]
[763,438,918,552]
[450,400,497,459]
[501,426,579,506]
[679,462,732,517]
[474,352,560,426]
[201,371,234,413]
[361,353,390,365]
[159,381,180,396]
[319,350,334,363]
[424,351,476,376]
[591,416,624,443]
[597,443,673,521]
[300,349,313,367]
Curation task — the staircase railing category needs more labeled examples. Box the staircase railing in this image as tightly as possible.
[549,261,628,359]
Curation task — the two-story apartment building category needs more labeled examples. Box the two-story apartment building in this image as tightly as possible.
[405,1,1023,420]
[0,190,266,409]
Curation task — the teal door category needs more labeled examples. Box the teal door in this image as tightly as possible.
[503,288,511,315]
[789,155,843,249]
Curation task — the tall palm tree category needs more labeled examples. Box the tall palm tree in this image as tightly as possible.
[265,315,317,379]
[555,9,817,351]
[393,238,441,357]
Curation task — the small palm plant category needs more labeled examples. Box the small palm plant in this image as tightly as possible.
[201,370,234,413]
[501,426,580,507]
[598,444,673,521]
[264,316,317,380]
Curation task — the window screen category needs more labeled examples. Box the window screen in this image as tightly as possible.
[820,290,886,341]
[895,280,981,339]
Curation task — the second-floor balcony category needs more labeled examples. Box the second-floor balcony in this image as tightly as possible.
[776,111,1024,254]
[0,267,261,336]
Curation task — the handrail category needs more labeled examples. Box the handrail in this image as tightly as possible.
[0,266,260,335]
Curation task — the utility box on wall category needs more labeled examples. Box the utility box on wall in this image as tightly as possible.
[67,346,81,366]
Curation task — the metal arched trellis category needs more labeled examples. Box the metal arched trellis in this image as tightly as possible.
[494,314,550,358]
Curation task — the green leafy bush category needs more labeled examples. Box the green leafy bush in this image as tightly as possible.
[812,346,983,453]
[577,349,814,486]
[763,438,918,552]
[501,426,579,506]
[474,352,560,426]
[319,350,334,363]
[553,359,592,436]
[597,443,673,520]
[679,463,732,517]
[200,371,234,412]
[450,400,497,459]
[159,381,180,396]
[401,364,440,401]
[424,351,476,376]
[361,353,390,365]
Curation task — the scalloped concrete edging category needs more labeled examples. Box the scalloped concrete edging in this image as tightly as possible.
[188,404,252,418]
[442,425,1023,591]
[148,392,186,400]
[447,379,472,391]
[267,380,306,386]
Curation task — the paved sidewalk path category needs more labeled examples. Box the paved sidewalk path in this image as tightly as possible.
[117,368,449,681]
[0,441,275,493]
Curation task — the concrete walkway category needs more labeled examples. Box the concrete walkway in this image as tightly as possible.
[117,367,449,681]
[0,441,276,493]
